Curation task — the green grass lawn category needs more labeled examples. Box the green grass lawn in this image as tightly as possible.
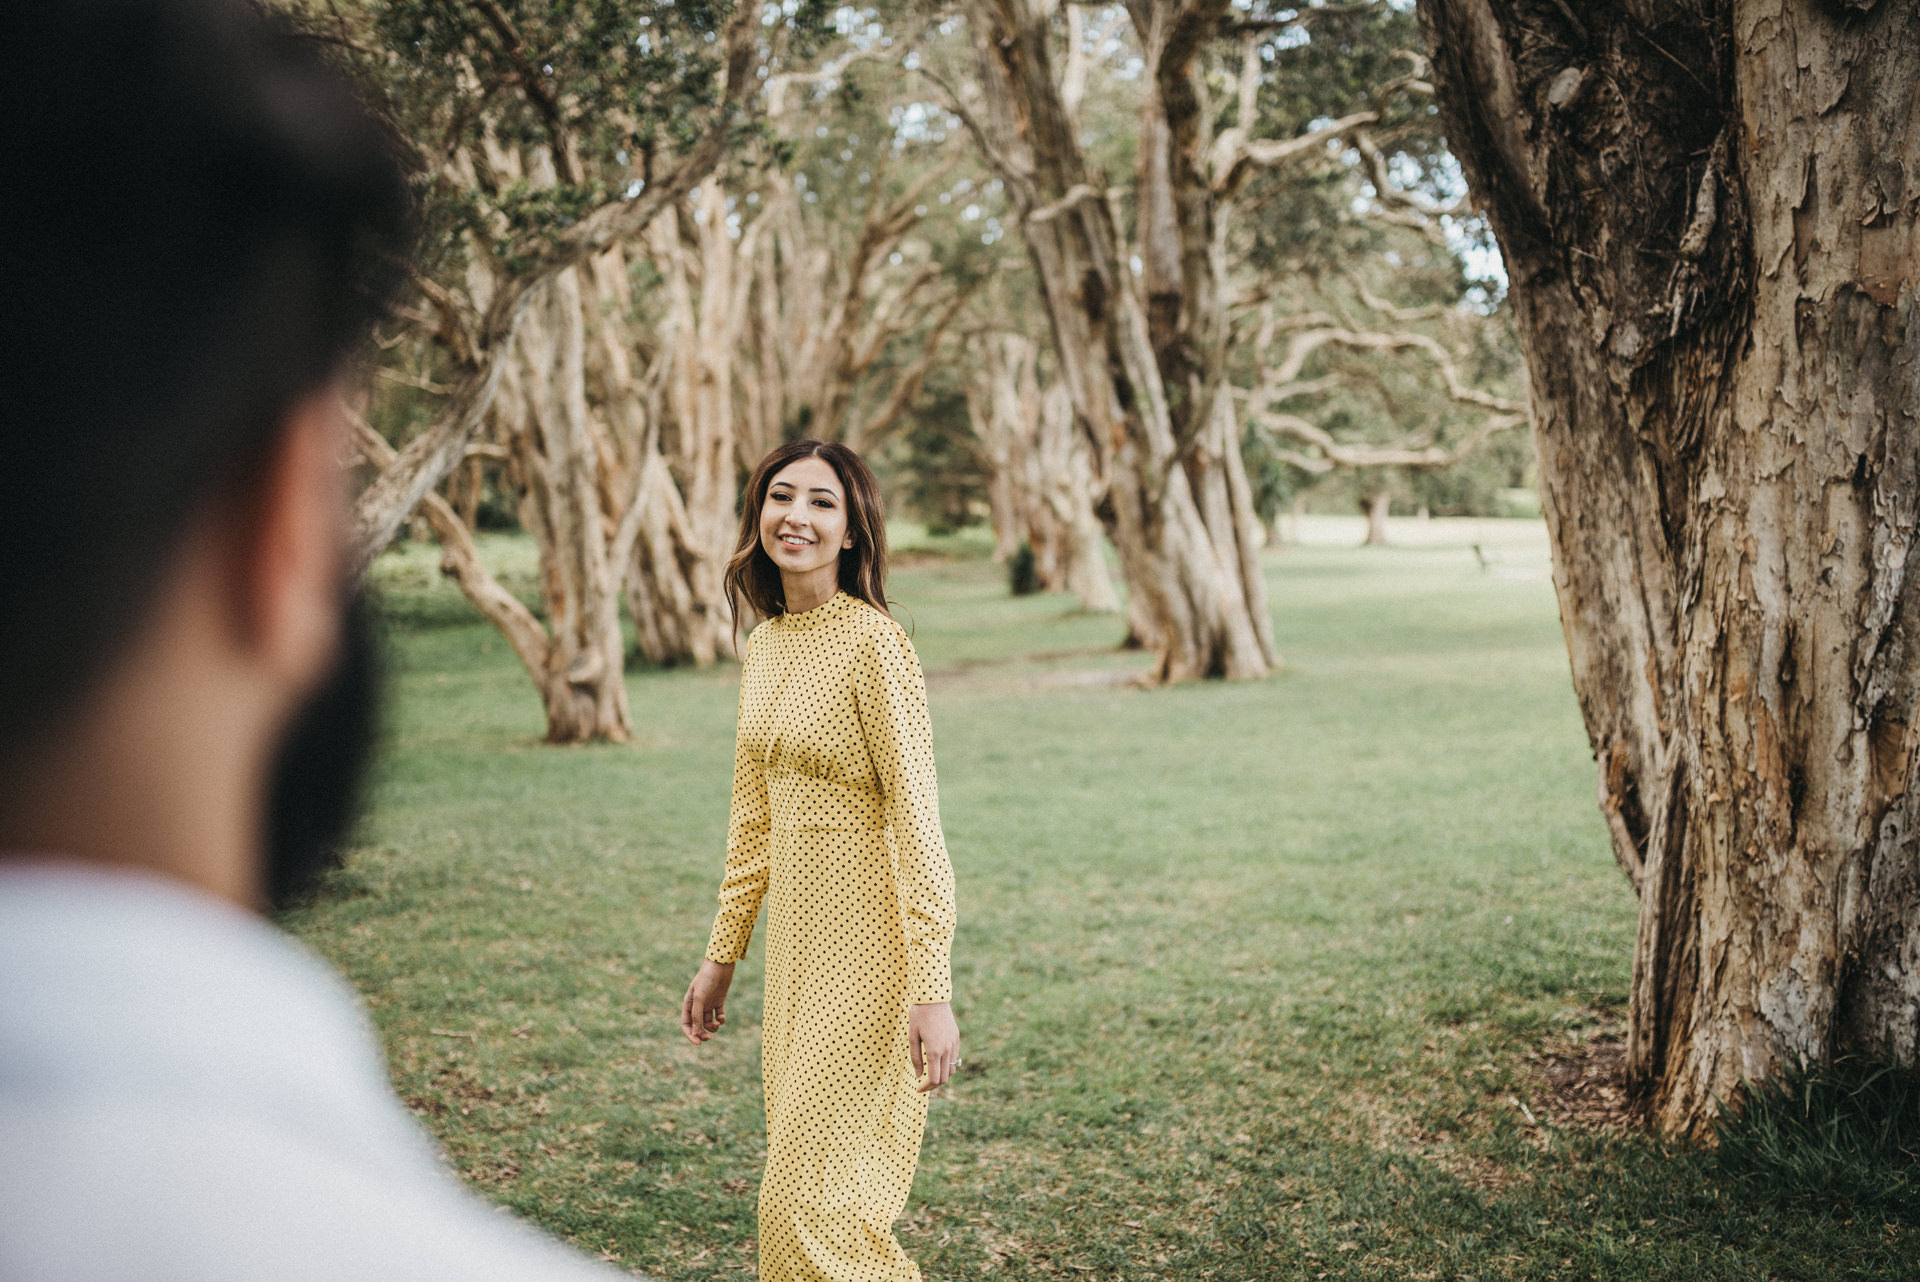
[290,523,1912,1280]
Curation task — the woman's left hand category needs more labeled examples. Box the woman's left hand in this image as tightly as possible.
[908,1002,961,1092]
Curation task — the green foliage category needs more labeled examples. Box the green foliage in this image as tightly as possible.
[1405,427,1534,516]
[1241,420,1319,528]
[1240,3,1448,273]
[883,382,987,535]
[1715,1054,1920,1218]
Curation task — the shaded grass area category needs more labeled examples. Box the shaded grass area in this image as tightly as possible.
[290,529,1914,1279]
[1715,1055,1920,1221]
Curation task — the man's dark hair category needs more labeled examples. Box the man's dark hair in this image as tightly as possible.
[0,0,413,752]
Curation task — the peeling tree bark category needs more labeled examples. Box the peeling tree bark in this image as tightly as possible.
[1419,0,1920,1133]
[493,268,633,744]
[966,332,1120,612]
[959,0,1278,680]
[620,192,749,667]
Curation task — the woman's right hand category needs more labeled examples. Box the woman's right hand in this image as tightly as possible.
[680,959,736,1045]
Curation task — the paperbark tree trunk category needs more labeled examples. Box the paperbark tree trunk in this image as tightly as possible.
[966,333,1120,612]
[494,268,633,743]
[1419,0,1920,1133]
[619,189,748,666]
[960,0,1276,680]
[1363,491,1391,546]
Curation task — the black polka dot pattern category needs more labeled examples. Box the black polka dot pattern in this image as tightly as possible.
[704,590,957,1282]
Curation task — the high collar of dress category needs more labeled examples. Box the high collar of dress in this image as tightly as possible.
[776,590,856,630]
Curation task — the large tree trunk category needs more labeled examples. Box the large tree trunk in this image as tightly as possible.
[966,333,1120,612]
[494,268,633,744]
[619,190,746,667]
[962,0,1276,680]
[1036,379,1123,614]
[1419,0,1920,1132]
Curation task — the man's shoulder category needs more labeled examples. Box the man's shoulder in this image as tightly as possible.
[0,865,629,1282]
[0,1097,627,1281]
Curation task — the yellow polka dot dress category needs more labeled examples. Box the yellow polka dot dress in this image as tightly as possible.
[705,590,957,1282]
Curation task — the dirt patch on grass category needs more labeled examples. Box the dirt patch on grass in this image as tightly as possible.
[1528,1033,1635,1133]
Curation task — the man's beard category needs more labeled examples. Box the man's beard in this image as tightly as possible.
[265,594,380,913]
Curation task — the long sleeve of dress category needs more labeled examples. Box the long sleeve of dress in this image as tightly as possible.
[706,657,771,965]
[853,624,957,1004]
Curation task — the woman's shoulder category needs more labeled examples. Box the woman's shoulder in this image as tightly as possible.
[844,598,922,672]
[846,595,911,643]
[742,616,778,657]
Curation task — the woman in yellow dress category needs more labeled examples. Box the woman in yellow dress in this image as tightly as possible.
[680,439,959,1282]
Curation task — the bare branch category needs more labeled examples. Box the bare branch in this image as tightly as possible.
[1352,129,1465,219]
[913,62,1034,208]
[1026,182,1105,224]
[349,307,528,582]
[1275,447,1334,474]
[1061,3,1090,123]
[765,45,898,118]
[406,264,480,366]
[1235,29,1259,132]
[1356,285,1449,323]
[1213,109,1379,197]
[374,366,451,395]
[1257,374,1343,403]
[346,408,551,681]
[1254,326,1524,414]
[849,265,944,375]
[846,283,978,449]
[1248,406,1526,469]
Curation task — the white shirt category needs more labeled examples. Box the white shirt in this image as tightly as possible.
[0,863,629,1281]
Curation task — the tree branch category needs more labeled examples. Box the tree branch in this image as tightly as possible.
[846,283,978,449]
[1026,182,1105,224]
[345,408,550,682]
[467,0,581,185]
[1353,128,1466,219]
[1248,406,1526,469]
[1213,109,1379,197]
[912,62,1035,209]
[1254,326,1524,414]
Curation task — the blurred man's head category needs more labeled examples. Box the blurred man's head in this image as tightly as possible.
[0,0,413,909]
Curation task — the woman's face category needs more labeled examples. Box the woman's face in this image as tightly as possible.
[759,456,855,582]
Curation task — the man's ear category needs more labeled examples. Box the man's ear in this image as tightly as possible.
[229,389,348,691]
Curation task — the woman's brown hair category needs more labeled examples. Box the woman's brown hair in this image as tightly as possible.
[725,439,890,623]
